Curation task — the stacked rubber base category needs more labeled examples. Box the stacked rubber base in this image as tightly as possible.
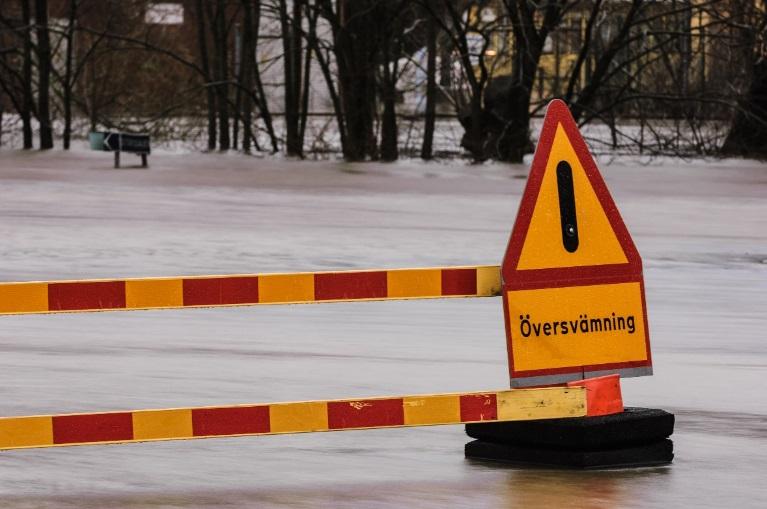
[465,407,674,469]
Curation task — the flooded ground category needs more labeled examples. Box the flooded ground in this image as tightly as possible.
[0,150,764,508]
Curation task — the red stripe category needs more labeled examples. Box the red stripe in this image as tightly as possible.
[327,399,404,429]
[459,394,497,422]
[441,268,477,295]
[314,272,387,301]
[183,277,259,306]
[48,281,126,311]
[500,99,642,283]
[192,406,270,436]
[53,412,133,444]
[504,267,641,290]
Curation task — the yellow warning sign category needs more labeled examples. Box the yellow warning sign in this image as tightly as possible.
[517,124,628,270]
[501,100,652,386]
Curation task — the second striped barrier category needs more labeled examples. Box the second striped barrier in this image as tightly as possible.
[0,100,674,469]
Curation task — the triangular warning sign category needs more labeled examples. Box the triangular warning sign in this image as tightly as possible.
[502,99,640,284]
[501,100,651,388]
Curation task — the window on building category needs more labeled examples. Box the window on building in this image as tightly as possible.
[145,3,184,25]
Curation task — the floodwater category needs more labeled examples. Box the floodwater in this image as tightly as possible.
[0,149,764,508]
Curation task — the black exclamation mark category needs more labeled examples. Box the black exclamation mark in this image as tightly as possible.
[556,161,579,253]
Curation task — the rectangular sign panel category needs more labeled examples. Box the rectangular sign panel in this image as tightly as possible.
[507,282,649,375]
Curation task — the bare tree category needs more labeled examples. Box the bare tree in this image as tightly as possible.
[721,0,767,157]
[61,0,77,149]
[420,1,439,160]
[252,0,279,153]
[421,1,489,160]
[493,0,569,162]
[325,0,380,161]
[194,0,217,151]
[240,0,256,153]
[377,1,415,161]
[0,0,36,148]
[20,0,33,148]
[34,0,53,149]
[277,0,304,156]
[206,0,231,150]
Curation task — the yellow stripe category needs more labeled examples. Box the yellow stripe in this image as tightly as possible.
[125,279,184,309]
[258,273,315,303]
[497,388,586,421]
[403,395,460,425]
[388,269,441,298]
[476,266,502,296]
[0,416,53,449]
[132,409,193,440]
[269,402,329,433]
[0,283,49,314]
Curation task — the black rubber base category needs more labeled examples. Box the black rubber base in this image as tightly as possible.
[466,407,674,450]
[465,438,673,469]
[464,408,675,469]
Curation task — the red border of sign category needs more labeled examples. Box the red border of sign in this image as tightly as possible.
[502,99,641,282]
[501,99,651,383]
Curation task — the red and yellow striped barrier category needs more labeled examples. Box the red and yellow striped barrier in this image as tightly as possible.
[0,386,591,451]
[0,265,501,315]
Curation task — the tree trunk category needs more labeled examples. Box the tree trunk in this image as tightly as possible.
[62,0,77,150]
[279,0,303,156]
[298,12,314,147]
[722,59,767,158]
[421,11,437,160]
[310,27,347,154]
[462,93,486,159]
[209,0,230,150]
[232,23,242,150]
[494,52,537,162]
[35,0,53,149]
[252,0,279,152]
[721,5,767,158]
[336,0,378,161]
[241,0,255,153]
[216,0,230,150]
[195,0,216,151]
[379,50,398,161]
[307,0,346,154]
[493,0,566,162]
[21,0,33,149]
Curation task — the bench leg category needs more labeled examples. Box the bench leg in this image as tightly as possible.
[114,151,120,169]
[141,153,148,168]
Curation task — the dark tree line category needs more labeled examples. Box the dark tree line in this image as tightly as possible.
[1,0,765,161]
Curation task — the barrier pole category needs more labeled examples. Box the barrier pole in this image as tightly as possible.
[0,265,501,316]
[0,385,598,451]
